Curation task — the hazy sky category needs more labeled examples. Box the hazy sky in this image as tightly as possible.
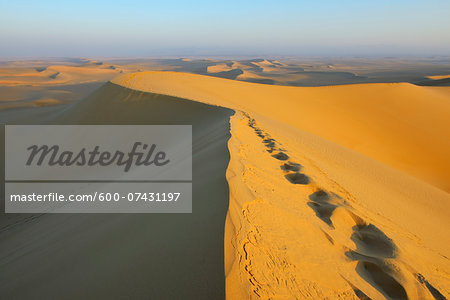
[1,0,449,57]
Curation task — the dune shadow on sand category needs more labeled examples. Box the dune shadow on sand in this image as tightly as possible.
[0,82,233,299]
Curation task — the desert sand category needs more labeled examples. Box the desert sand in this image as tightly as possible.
[0,59,126,87]
[2,57,448,111]
[112,71,450,193]
[0,84,232,299]
[1,60,450,299]
[111,71,450,299]
[427,75,450,80]
[0,59,138,111]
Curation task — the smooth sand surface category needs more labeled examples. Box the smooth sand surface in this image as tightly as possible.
[112,71,450,299]
[112,71,450,192]
[0,83,233,299]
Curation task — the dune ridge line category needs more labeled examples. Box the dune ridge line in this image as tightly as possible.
[111,71,450,299]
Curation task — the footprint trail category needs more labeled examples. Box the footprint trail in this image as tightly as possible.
[244,114,446,300]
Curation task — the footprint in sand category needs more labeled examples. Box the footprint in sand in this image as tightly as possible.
[245,114,433,300]
[248,118,310,186]
[285,172,309,184]
[280,162,301,172]
[272,152,289,160]
[307,188,411,299]
[307,190,337,227]
[307,202,337,227]
[263,138,276,152]
[356,261,408,300]
[255,130,266,139]
[351,224,397,259]
[415,273,447,300]
[346,219,409,299]
[344,233,407,299]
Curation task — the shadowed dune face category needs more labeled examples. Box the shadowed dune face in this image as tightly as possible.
[0,82,233,299]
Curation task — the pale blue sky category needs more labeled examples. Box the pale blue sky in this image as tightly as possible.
[1,0,449,57]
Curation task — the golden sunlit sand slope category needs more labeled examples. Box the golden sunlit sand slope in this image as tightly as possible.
[112,71,450,299]
[112,71,450,192]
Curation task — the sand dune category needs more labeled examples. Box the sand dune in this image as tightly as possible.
[249,59,283,73]
[0,60,133,111]
[0,65,122,86]
[1,68,449,299]
[112,71,450,192]
[0,83,233,299]
[226,113,449,299]
[207,63,233,73]
[111,71,450,299]
[3,57,450,89]
[427,74,450,80]
[236,70,268,80]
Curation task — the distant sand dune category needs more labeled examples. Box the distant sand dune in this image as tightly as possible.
[0,65,123,86]
[207,63,233,73]
[250,59,284,73]
[427,74,450,80]
[33,98,63,106]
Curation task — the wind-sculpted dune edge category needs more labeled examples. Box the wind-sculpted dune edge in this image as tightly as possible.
[112,71,450,193]
[113,71,450,299]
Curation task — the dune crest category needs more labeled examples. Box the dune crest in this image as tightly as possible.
[112,71,450,193]
[112,71,450,299]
